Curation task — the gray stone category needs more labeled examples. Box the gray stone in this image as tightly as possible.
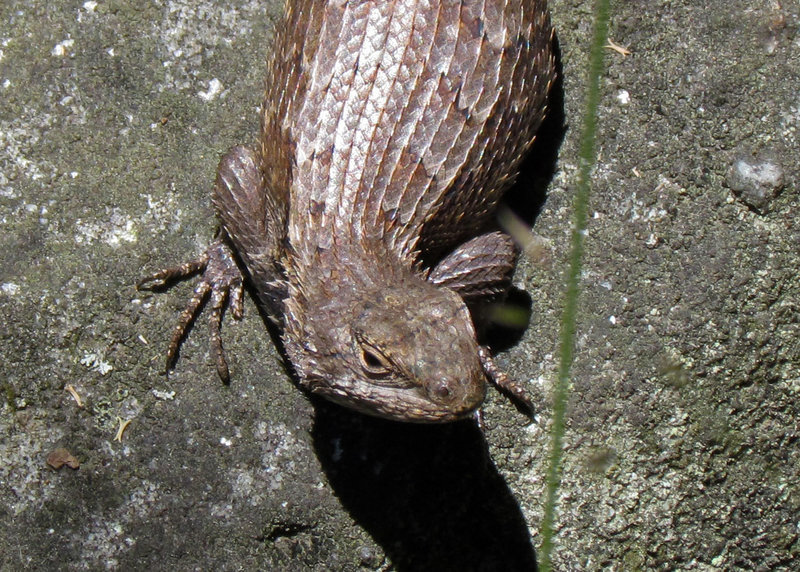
[726,150,785,213]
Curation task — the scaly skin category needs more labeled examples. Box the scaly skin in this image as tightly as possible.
[139,0,555,423]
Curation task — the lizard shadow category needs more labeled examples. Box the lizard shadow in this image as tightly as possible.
[481,38,567,354]
[309,38,566,571]
[311,399,538,571]
[284,35,564,572]
[505,49,566,226]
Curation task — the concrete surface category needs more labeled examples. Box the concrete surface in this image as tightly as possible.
[0,0,797,569]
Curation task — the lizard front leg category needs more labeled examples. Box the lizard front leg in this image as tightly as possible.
[428,231,534,417]
[138,146,286,382]
[427,231,518,301]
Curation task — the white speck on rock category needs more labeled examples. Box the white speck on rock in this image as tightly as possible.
[74,208,138,247]
[80,352,113,375]
[152,389,176,401]
[198,78,223,101]
[51,38,75,57]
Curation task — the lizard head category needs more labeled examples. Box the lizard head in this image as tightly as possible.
[283,275,486,422]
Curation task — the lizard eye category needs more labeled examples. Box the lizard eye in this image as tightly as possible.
[357,340,392,377]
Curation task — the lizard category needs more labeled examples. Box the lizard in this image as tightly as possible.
[139,0,555,423]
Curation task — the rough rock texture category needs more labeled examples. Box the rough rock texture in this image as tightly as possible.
[0,0,797,570]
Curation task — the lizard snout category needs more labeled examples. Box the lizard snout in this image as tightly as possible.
[424,375,485,414]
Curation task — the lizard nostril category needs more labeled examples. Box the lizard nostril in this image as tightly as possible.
[431,381,454,402]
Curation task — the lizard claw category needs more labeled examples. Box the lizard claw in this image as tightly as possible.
[478,346,535,419]
[138,238,244,382]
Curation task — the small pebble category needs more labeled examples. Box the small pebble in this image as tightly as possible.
[46,448,80,470]
[726,151,784,213]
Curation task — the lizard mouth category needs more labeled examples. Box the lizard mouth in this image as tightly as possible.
[311,378,486,423]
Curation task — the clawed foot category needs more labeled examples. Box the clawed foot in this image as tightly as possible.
[478,346,535,419]
[137,238,244,383]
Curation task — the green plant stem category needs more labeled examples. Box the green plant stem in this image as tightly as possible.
[538,1,611,570]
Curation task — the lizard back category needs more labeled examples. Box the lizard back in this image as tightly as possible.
[260,0,555,265]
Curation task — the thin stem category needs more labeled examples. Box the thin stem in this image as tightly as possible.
[538,0,611,569]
